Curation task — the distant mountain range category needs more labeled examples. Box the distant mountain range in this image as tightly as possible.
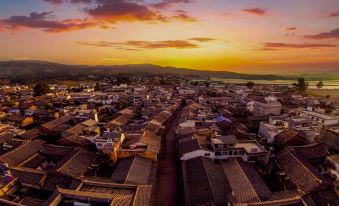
[0,60,338,82]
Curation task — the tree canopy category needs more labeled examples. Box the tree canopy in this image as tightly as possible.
[316,81,324,89]
[33,82,51,97]
[246,81,255,89]
[293,78,308,92]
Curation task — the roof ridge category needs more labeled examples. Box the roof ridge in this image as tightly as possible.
[235,159,261,202]
[286,148,323,183]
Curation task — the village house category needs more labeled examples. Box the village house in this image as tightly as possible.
[297,109,339,126]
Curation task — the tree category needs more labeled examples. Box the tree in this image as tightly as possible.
[246,81,255,89]
[316,81,324,89]
[293,78,308,93]
[33,82,51,97]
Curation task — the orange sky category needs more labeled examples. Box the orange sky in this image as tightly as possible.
[0,0,339,73]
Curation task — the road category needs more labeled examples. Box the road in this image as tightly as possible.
[154,110,182,206]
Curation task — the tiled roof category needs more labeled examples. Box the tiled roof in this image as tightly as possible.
[19,197,44,206]
[182,157,216,206]
[81,119,97,127]
[0,139,45,167]
[301,188,339,206]
[10,167,46,188]
[237,160,272,201]
[17,129,40,140]
[111,196,133,206]
[111,157,135,183]
[275,129,308,146]
[57,135,91,147]
[64,124,86,136]
[178,138,200,157]
[222,159,268,203]
[290,143,329,160]
[202,158,231,204]
[0,133,15,144]
[58,187,131,200]
[42,173,80,191]
[20,153,46,168]
[139,131,161,154]
[320,131,339,151]
[43,178,147,205]
[125,156,153,185]
[151,111,171,125]
[132,185,152,206]
[276,148,324,193]
[212,135,238,145]
[40,144,74,157]
[144,122,161,134]
[57,149,95,178]
[327,154,339,165]
[41,114,73,130]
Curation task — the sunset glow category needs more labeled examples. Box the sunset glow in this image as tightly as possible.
[0,0,339,73]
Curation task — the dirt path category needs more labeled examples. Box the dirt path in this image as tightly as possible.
[154,110,182,206]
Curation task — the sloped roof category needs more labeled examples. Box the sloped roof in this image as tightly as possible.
[178,138,200,157]
[81,119,97,127]
[57,135,91,147]
[202,158,231,204]
[182,157,215,206]
[41,114,73,130]
[222,158,271,203]
[290,143,329,160]
[301,188,339,206]
[57,149,95,178]
[19,197,44,206]
[151,111,171,125]
[111,157,135,183]
[40,144,74,157]
[327,154,339,165]
[0,139,45,167]
[132,185,152,206]
[275,129,308,146]
[139,131,161,154]
[276,148,324,193]
[320,131,339,151]
[125,156,153,185]
[10,167,46,188]
[17,129,40,140]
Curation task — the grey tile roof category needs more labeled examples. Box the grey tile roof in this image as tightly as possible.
[57,149,95,178]
[222,158,267,203]
[276,148,324,193]
[182,157,218,206]
[125,156,153,185]
[111,157,135,183]
[0,139,45,167]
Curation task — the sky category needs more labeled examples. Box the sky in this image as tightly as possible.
[0,0,338,74]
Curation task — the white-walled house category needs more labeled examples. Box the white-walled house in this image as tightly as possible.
[247,101,255,112]
[253,101,282,116]
[179,135,268,162]
[297,109,339,126]
[179,120,196,128]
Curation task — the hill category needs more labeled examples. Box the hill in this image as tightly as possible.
[0,60,337,82]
